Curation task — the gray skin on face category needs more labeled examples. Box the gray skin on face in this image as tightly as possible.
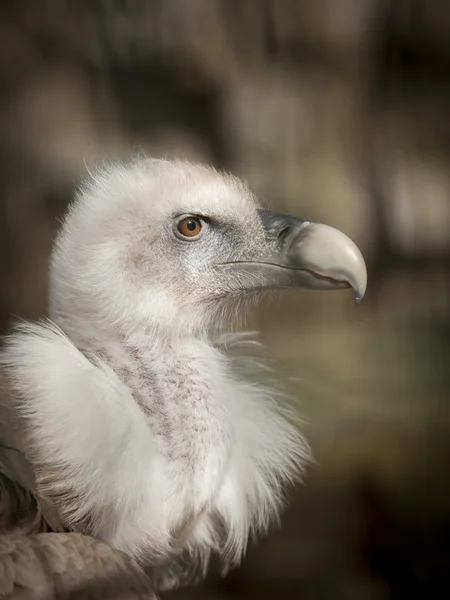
[145,207,367,316]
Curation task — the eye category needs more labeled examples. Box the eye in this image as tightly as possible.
[176,216,203,239]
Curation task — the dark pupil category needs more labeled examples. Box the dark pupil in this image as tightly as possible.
[187,220,197,231]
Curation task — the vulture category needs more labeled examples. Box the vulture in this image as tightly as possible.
[0,158,367,595]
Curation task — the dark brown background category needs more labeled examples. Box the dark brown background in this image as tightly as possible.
[1,2,449,598]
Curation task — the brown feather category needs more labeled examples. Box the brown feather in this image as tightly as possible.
[0,533,158,599]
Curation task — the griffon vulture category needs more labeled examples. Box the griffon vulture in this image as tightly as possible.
[0,158,367,593]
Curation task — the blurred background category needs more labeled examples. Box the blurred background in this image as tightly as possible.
[0,1,449,598]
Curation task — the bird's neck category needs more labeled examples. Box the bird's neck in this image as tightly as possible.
[52,306,220,353]
[52,312,235,416]
[55,316,225,384]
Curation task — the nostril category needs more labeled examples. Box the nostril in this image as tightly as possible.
[277,225,290,240]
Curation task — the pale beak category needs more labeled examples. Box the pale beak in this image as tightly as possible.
[218,210,367,303]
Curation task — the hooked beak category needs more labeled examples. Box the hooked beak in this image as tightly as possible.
[218,210,367,303]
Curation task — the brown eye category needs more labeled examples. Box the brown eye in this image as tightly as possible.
[177,217,202,238]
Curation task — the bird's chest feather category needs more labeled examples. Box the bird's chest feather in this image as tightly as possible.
[114,341,234,515]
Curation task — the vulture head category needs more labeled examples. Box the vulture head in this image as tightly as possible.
[0,157,367,594]
[51,158,366,340]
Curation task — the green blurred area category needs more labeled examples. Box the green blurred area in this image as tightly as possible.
[0,2,449,598]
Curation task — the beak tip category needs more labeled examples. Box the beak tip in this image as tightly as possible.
[353,281,367,304]
[355,293,364,305]
[350,268,367,304]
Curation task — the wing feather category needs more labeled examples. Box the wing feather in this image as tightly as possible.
[0,533,158,599]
